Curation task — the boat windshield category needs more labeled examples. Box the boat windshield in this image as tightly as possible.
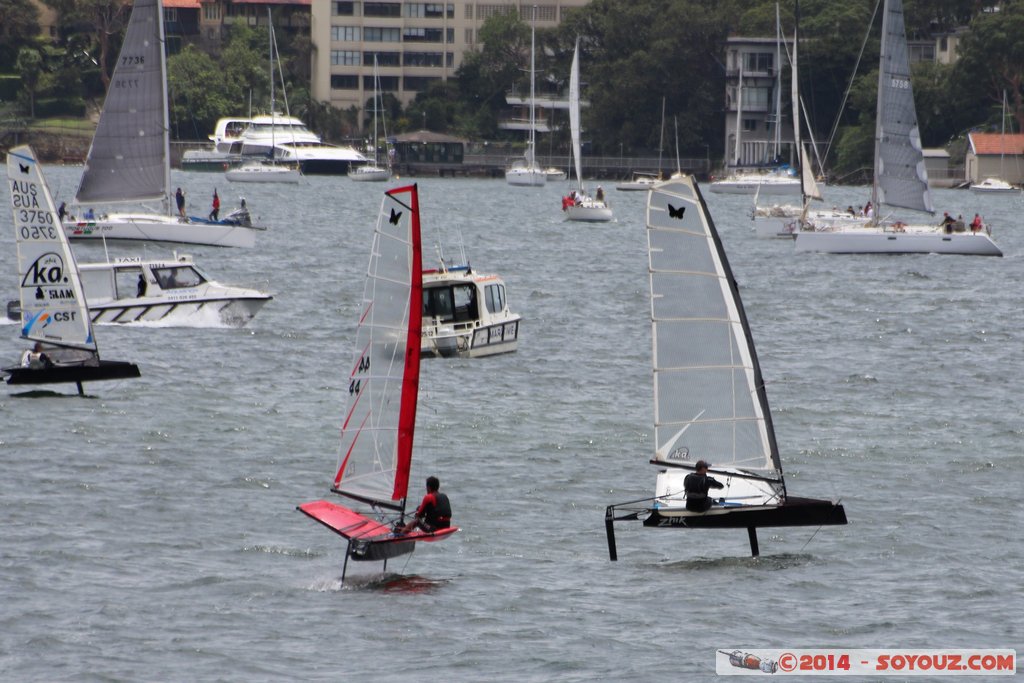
[423,284,478,323]
[153,266,205,289]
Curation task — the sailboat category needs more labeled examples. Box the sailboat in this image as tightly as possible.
[4,146,141,395]
[562,38,613,222]
[710,15,800,197]
[298,184,457,584]
[604,175,846,559]
[348,55,392,182]
[795,0,1002,256]
[970,90,1018,193]
[616,98,664,191]
[505,15,546,187]
[67,0,264,247]
[226,11,301,184]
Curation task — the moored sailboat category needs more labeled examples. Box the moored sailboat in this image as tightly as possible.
[4,146,141,395]
[298,184,457,584]
[562,38,613,222]
[505,15,546,187]
[349,55,393,182]
[604,175,846,559]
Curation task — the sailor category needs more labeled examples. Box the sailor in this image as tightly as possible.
[399,476,452,534]
[683,460,724,512]
[21,342,53,369]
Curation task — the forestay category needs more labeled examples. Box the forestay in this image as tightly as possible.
[331,185,422,511]
[646,177,782,479]
[874,0,932,214]
[9,146,97,353]
[75,0,169,207]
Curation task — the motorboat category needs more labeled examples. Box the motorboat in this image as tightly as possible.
[969,177,1017,193]
[226,160,300,183]
[421,264,521,358]
[8,253,272,327]
[615,172,660,191]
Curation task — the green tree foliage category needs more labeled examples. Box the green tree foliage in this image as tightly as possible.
[42,0,130,90]
[0,0,41,67]
[15,47,43,116]
[167,45,231,140]
[952,2,1024,133]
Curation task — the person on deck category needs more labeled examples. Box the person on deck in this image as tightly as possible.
[21,342,52,369]
[970,214,983,232]
[209,189,220,221]
[940,212,956,233]
[398,476,451,534]
[684,460,724,513]
[175,188,186,217]
[58,202,67,221]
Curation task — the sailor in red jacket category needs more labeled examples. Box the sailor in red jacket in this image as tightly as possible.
[399,476,452,534]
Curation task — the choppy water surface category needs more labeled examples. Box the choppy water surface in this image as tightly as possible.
[1,167,1021,681]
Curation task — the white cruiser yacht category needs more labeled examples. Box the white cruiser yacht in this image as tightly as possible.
[421,264,521,358]
[8,254,272,327]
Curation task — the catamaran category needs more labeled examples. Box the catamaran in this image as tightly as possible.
[794,0,1001,256]
[4,146,141,395]
[68,0,265,248]
[298,184,457,584]
[604,175,846,559]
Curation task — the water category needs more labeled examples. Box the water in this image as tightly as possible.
[1,167,1021,681]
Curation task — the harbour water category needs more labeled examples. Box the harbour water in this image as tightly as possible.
[1,166,1021,680]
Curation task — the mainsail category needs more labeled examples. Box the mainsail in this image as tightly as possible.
[647,178,782,478]
[75,0,169,207]
[569,38,582,191]
[873,0,932,214]
[10,146,97,352]
[331,185,423,511]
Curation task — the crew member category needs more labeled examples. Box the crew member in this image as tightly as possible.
[399,476,451,534]
[684,460,724,512]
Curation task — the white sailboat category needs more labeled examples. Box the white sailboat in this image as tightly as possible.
[795,0,1002,256]
[4,146,141,395]
[505,16,546,187]
[562,38,613,222]
[604,175,847,559]
[68,0,264,247]
[349,55,393,182]
[970,90,1018,193]
[226,12,301,184]
[298,184,457,584]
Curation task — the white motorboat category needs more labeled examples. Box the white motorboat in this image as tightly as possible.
[969,177,1017,193]
[9,254,272,327]
[615,172,660,191]
[224,113,366,175]
[710,168,801,195]
[5,146,141,395]
[69,0,264,249]
[225,160,300,183]
[795,0,1002,257]
[348,55,393,183]
[562,39,613,222]
[505,17,546,187]
[421,264,521,358]
[544,168,567,182]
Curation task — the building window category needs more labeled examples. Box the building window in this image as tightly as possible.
[404,3,452,18]
[940,37,948,52]
[464,28,474,44]
[742,86,770,110]
[366,51,401,67]
[379,76,400,90]
[478,5,515,20]
[331,50,361,66]
[331,74,359,89]
[365,2,401,17]
[404,76,440,92]
[404,52,445,67]
[447,27,454,43]
[464,4,473,19]
[333,2,356,16]
[403,27,445,43]
[742,118,758,133]
[533,5,556,21]
[743,52,773,73]
[365,27,401,42]
[203,3,220,20]
[332,26,361,41]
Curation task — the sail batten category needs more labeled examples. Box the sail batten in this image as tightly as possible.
[75,0,169,208]
[647,179,781,476]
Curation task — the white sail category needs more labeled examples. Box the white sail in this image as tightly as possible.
[331,185,422,510]
[569,38,582,191]
[8,146,97,352]
[647,177,781,477]
[75,0,169,208]
[873,0,932,214]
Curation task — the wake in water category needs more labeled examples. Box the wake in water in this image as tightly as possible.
[655,552,817,573]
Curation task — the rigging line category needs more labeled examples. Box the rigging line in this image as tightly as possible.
[798,499,842,554]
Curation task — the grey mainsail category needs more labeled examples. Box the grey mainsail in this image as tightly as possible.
[873,0,933,214]
[75,0,170,208]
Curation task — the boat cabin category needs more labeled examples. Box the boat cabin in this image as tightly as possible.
[421,265,520,358]
[79,256,208,303]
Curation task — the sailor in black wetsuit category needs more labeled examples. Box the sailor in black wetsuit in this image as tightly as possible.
[399,476,452,534]
[684,460,724,512]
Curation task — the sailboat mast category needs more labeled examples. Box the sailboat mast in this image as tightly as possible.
[773,3,782,161]
[157,0,171,213]
[268,9,275,159]
[528,12,536,165]
[871,0,887,217]
[658,96,665,174]
[734,65,744,167]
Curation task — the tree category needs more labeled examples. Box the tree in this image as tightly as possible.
[16,47,43,117]
[952,3,1024,132]
[167,45,231,140]
[0,0,41,67]
[43,0,131,90]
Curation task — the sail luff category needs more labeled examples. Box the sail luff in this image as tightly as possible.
[647,178,781,476]
[75,0,168,208]
[874,0,933,214]
[9,147,98,352]
[527,20,536,166]
[393,185,422,505]
[569,38,582,191]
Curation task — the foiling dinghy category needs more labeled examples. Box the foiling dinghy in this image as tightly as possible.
[4,146,141,395]
[604,175,846,559]
[298,184,457,584]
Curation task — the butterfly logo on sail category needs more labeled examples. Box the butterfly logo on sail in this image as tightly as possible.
[389,208,402,225]
[668,203,685,220]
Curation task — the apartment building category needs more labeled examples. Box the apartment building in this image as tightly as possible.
[311,1,590,129]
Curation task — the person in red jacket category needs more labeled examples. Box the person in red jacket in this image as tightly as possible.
[399,476,451,534]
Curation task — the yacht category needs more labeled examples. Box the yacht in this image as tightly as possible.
[421,264,521,358]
